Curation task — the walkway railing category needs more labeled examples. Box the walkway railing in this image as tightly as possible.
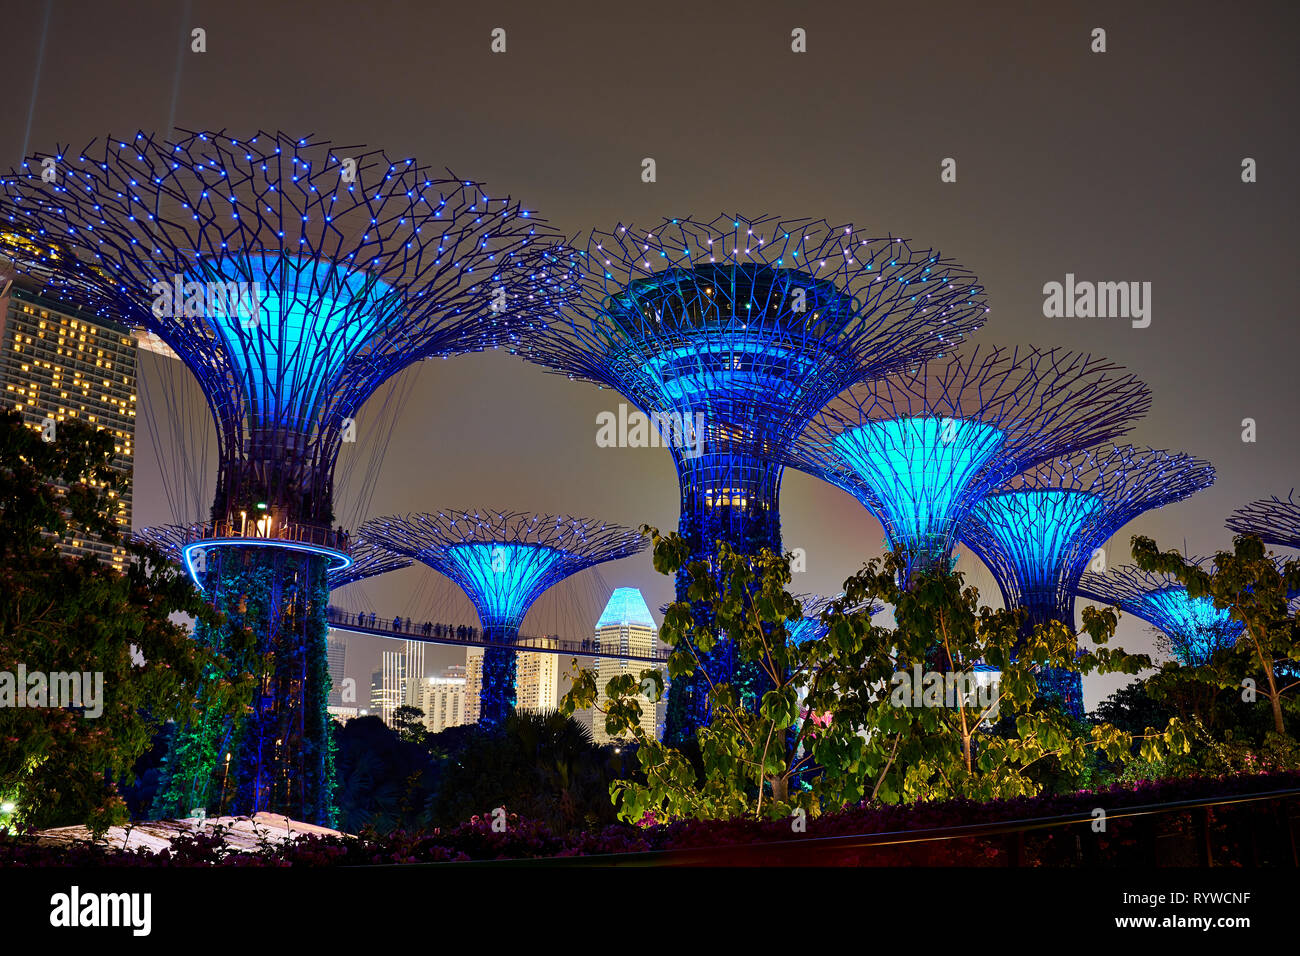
[175,520,350,552]
[325,606,670,664]
[415,786,1300,868]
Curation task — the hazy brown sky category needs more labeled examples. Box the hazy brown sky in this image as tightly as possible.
[5,0,1297,707]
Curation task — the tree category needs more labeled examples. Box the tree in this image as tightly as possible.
[1132,534,1300,736]
[428,711,621,832]
[563,527,1187,824]
[333,716,436,834]
[392,705,428,746]
[0,410,248,833]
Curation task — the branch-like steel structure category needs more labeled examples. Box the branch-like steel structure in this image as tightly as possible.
[0,130,565,824]
[511,213,987,742]
[1226,492,1300,550]
[788,344,1153,587]
[1078,563,1244,667]
[0,129,565,528]
[359,510,646,728]
[786,592,880,645]
[960,445,1214,715]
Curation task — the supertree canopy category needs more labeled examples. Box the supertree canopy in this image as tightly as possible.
[511,214,987,743]
[960,445,1215,716]
[789,345,1153,588]
[1226,491,1300,550]
[0,129,561,526]
[359,510,646,728]
[0,130,564,824]
[1078,563,1245,667]
[786,592,880,645]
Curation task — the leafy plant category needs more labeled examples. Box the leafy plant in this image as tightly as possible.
[0,411,248,834]
[563,527,1189,825]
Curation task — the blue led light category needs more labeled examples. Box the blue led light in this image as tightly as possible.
[968,489,1101,596]
[181,537,352,592]
[194,254,393,428]
[1140,587,1244,665]
[441,542,567,630]
[833,416,1005,554]
[786,617,821,645]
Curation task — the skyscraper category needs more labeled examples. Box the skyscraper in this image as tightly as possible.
[378,650,407,727]
[404,641,425,707]
[515,639,559,713]
[414,667,469,734]
[465,649,483,725]
[370,670,384,718]
[326,635,348,706]
[591,588,660,743]
[325,634,357,722]
[0,272,136,570]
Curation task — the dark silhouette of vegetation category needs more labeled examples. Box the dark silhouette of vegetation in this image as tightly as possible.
[0,411,246,834]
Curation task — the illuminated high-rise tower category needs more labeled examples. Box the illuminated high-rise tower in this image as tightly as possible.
[515,638,560,713]
[0,269,136,569]
[513,214,987,743]
[591,587,660,743]
[0,129,565,824]
[360,510,646,728]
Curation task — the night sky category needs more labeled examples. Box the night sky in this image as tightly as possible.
[4,0,1297,708]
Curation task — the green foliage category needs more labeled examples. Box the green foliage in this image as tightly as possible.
[0,411,246,834]
[1131,534,1300,737]
[563,527,1189,824]
[426,710,624,832]
[334,716,436,834]
[392,705,428,746]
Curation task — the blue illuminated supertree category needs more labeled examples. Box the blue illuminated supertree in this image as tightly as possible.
[358,510,646,728]
[0,130,563,823]
[960,445,1215,716]
[788,345,1152,590]
[1078,563,1245,667]
[1226,492,1300,551]
[512,214,987,743]
[786,592,881,645]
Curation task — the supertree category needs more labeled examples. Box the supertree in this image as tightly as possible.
[0,130,564,823]
[511,214,988,743]
[358,510,646,728]
[788,345,1153,591]
[1226,492,1300,550]
[1078,564,1245,667]
[959,445,1215,717]
[786,592,880,645]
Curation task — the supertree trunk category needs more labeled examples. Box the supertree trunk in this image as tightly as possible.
[154,547,336,825]
[665,453,783,746]
[479,624,519,730]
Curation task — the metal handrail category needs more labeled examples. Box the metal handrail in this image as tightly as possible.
[324,605,671,664]
[396,786,1300,867]
[175,520,350,552]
